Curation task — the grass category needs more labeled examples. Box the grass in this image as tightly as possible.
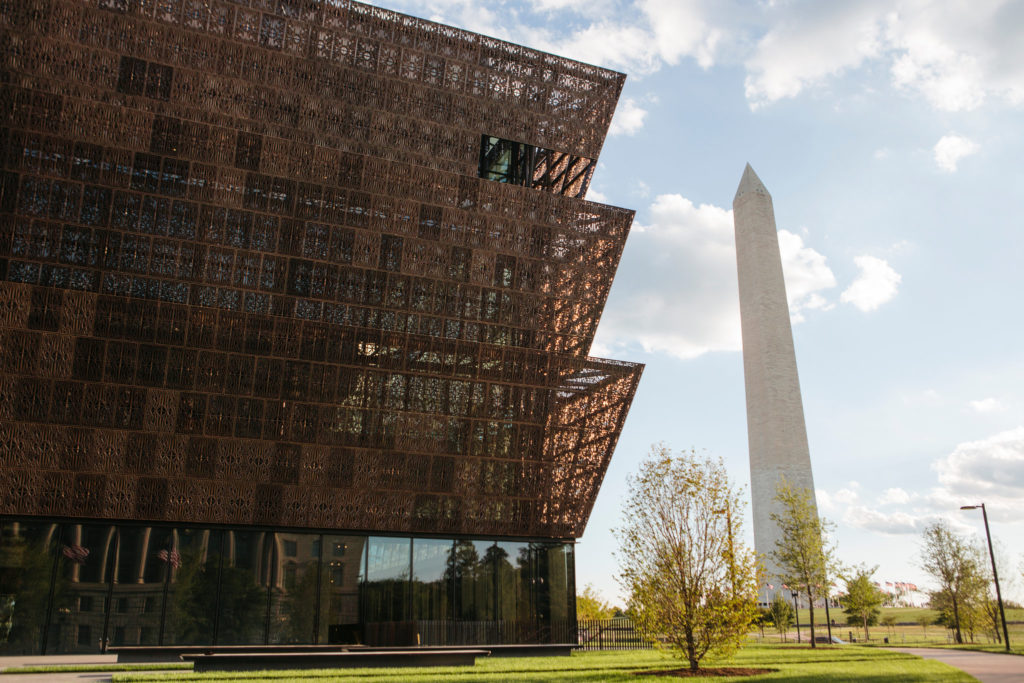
[766,605,1024,654]
[1,663,192,674]
[789,605,1024,626]
[110,645,975,682]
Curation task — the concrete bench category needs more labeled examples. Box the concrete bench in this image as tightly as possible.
[182,649,488,672]
[110,645,360,663]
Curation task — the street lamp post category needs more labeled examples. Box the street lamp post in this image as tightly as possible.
[791,590,801,644]
[960,503,1010,653]
[823,587,833,643]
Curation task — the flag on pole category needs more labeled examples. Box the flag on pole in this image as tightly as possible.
[62,544,90,564]
[157,548,182,569]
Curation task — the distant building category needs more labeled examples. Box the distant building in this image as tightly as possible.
[732,165,818,604]
[0,0,641,653]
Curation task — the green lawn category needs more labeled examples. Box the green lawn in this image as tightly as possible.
[789,605,1024,626]
[112,645,975,682]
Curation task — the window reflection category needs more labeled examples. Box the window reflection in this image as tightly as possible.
[412,538,451,622]
[0,520,576,651]
[321,535,364,644]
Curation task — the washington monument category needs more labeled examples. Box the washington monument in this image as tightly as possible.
[733,164,818,591]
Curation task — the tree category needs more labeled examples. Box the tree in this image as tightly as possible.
[770,480,836,649]
[615,446,762,672]
[576,584,614,621]
[840,565,884,640]
[916,613,932,638]
[881,613,898,637]
[980,594,1004,645]
[768,593,793,640]
[919,521,986,644]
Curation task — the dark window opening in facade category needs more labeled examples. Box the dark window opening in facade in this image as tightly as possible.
[478,135,596,198]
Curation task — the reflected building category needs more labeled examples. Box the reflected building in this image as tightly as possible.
[0,0,640,653]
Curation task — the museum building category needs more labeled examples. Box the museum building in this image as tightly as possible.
[0,0,641,653]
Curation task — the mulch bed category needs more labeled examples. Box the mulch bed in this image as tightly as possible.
[638,668,777,677]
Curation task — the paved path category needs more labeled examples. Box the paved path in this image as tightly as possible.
[889,647,1024,683]
[0,655,176,683]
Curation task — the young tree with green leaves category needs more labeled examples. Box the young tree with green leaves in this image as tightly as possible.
[770,480,836,649]
[576,583,614,620]
[768,593,793,640]
[840,565,884,640]
[616,445,762,672]
[916,613,932,638]
[919,521,986,644]
[881,613,898,637]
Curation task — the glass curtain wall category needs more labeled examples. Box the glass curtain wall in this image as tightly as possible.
[363,536,412,645]
[411,538,451,643]
[319,535,365,644]
[0,520,574,652]
[268,532,320,644]
[0,522,60,655]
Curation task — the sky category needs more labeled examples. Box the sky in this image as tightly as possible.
[377,0,1024,604]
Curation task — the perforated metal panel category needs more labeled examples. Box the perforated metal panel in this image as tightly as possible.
[0,0,642,539]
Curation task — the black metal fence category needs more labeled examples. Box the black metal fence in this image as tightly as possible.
[576,618,652,651]
[409,619,577,647]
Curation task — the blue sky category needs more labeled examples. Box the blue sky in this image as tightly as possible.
[379,0,1024,604]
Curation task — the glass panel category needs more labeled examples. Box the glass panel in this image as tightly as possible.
[320,535,365,644]
[52,523,117,654]
[213,530,270,644]
[410,538,451,643]
[268,532,319,644]
[163,528,221,645]
[0,521,59,655]
[535,542,574,643]
[452,540,495,622]
[106,526,167,648]
[450,539,496,644]
[363,536,411,645]
[494,541,533,642]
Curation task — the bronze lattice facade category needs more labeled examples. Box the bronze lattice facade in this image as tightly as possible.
[0,0,641,652]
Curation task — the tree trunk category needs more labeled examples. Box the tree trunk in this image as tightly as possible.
[863,614,869,641]
[686,628,698,672]
[951,597,963,644]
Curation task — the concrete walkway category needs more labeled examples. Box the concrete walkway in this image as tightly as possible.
[889,647,1024,683]
[0,654,177,683]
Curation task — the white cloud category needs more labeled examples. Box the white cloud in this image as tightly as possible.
[841,255,901,312]
[834,484,861,504]
[585,188,609,204]
[639,0,721,69]
[933,427,1024,518]
[593,194,837,360]
[969,397,1006,413]
[390,1,1024,113]
[592,194,740,359]
[744,2,885,109]
[817,429,1024,539]
[742,1,1024,111]
[878,487,911,505]
[778,230,837,322]
[933,134,979,172]
[608,98,648,136]
[843,505,940,535]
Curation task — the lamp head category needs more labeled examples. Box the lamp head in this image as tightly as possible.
[960,505,979,510]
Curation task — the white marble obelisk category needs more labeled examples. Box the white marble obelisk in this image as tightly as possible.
[732,164,818,596]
